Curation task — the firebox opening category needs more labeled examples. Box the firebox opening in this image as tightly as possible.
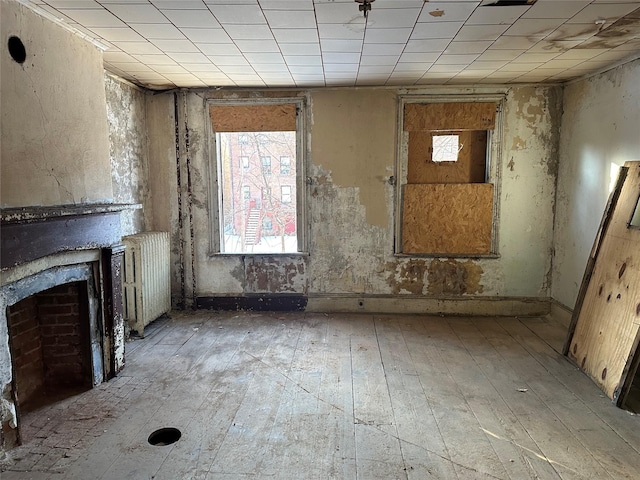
[6,281,93,420]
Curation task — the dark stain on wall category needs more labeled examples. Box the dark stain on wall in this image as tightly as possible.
[427,259,484,295]
[386,259,427,295]
[244,257,307,294]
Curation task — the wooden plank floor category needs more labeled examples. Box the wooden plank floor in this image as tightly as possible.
[2,312,640,479]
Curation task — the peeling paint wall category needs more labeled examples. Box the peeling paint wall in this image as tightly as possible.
[147,85,560,304]
[552,59,640,309]
[0,0,112,208]
[105,75,149,236]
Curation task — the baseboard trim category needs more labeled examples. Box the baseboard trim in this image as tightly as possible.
[196,294,551,316]
[549,299,573,328]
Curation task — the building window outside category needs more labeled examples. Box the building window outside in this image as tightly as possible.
[280,156,291,175]
[281,185,292,204]
[242,185,251,199]
[432,135,460,162]
[240,156,249,168]
[261,156,271,175]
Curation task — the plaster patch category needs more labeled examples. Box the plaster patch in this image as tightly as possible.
[385,259,427,295]
[427,259,484,295]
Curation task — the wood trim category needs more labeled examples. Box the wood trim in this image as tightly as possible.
[197,295,308,311]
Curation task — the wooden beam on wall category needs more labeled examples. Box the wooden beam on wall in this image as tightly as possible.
[404,102,496,131]
[209,103,297,132]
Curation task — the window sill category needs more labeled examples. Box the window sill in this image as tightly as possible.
[394,253,501,260]
[207,251,310,258]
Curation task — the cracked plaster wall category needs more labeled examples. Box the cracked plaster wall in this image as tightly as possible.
[0,0,112,208]
[105,74,150,236]
[552,58,640,309]
[153,85,560,302]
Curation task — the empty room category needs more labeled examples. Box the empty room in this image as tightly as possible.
[1,0,640,478]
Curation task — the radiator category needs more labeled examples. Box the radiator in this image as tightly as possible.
[122,232,171,337]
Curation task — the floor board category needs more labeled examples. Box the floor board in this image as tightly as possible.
[2,311,640,480]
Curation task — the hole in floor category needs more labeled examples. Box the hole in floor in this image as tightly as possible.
[148,427,181,446]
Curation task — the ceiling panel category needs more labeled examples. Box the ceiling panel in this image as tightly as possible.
[24,0,640,89]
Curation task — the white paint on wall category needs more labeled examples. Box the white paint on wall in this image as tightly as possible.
[552,59,640,309]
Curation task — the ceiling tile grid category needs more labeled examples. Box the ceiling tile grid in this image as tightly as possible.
[23,0,640,89]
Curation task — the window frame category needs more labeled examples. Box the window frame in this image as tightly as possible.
[206,97,308,256]
[394,94,505,258]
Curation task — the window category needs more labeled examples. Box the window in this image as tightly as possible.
[280,156,291,175]
[261,156,271,175]
[397,99,501,255]
[281,185,292,203]
[209,100,305,254]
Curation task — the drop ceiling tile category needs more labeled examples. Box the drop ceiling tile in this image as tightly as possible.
[465,60,508,69]
[356,77,391,86]
[318,24,365,40]
[151,1,205,9]
[149,64,189,74]
[434,53,479,65]
[112,41,164,54]
[428,64,466,73]
[252,64,290,73]
[285,56,323,66]
[225,25,274,40]
[454,24,510,41]
[104,4,167,23]
[207,55,250,66]
[89,27,145,42]
[58,8,126,27]
[476,49,522,61]
[260,0,313,10]
[568,3,640,24]
[263,10,316,28]
[404,38,451,53]
[243,52,286,64]
[46,1,101,8]
[197,44,241,55]
[323,52,362,64]
[132,54,177,65]
[151,39,199,53]
[417,2,477,23]
[499,62,543,72]
[491,36,538,50]
[280,43,322,56]
[359,55,400,66]
[547,23,600,41]
[411,22,464,39]
[271,28,319,43]
[167,52,211,63]
[444,40,492,55]
[291,74,325,84]
[365,28,412,43]
[323,64,359,73]
[181,28,233,43]
[415,73,454,84]
[208,5,267,24]
[554,48,610,60]
[465,5,530,25]
[160,9,220,28]
[526,40,582,53]
[196,75,234,85]
[361,43,405,56]
[219,65,257,74]
[178,63,221,72]
[314,3,358,24]
[503,18,567,38]
[320,39,362,52]
[398,52,441,63]
[542,58,587,68]
[365,8,421,28]
[103,51,138,63]
[515,52,561,63]
[234,40,279,52]
[358,65,395,74]
[522,1,590,20]
[288,65,324,75]
[108,61,155,73]
[130,23,186,40]
[396,62,436,72]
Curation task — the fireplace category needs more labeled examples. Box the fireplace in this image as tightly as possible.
[0,204,128,451]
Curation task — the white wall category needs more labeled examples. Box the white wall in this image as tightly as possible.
[0,0,112,208]
[552,59,640,309]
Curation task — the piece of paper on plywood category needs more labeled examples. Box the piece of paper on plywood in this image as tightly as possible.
[407,130,488,184]
[404,102,496,131]
[566,161,640,405]
[210,103,297,132]
[402,183,493,255]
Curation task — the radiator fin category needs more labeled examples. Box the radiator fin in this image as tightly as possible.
[122,232,171,337]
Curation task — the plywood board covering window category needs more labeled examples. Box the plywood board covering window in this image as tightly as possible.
[402,184,494,255]
[210,104,296,132]
[401,101,497,255]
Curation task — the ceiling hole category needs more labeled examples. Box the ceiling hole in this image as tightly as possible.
[601,368,607,380]
[148,427,181,446]
[8,36,26,64]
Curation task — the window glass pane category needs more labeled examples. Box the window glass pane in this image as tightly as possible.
[217,131,297,253]
[280,156,291,175]
[432,134,460,162]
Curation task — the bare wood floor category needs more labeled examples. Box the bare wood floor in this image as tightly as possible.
[2,312,640,479]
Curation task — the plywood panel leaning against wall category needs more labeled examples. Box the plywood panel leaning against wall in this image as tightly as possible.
[565,161,640,406]
[402,184,493,255]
